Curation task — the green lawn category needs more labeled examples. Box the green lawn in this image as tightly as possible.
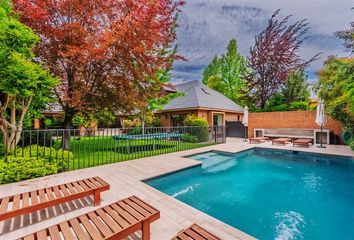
[61,136,214,170]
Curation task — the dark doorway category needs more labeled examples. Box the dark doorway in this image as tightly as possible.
[226,121,246,137]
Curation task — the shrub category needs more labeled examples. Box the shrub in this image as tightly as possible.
[181,133,198,143]
[272,104,289,112]
[289,101,309,111]
[183,115,209,142]
[350,140,354,152]
[0,156,59,184]
[0,145,73,184]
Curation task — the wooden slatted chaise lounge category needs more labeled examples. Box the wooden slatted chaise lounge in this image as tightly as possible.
[293,139,313,148]
[271,138,292,146]
[172,224,222,240]
[0,176,109,222]
[19,196,160,240]
[249,137,270,144]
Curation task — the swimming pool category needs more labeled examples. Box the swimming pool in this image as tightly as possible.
[146,148,354,240]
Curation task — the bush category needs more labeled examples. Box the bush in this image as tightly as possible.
[0,145,73,184]
[181,133,198,143]
[0,156,59,184]
[183,115,209,142]
[289,101,309,111]
[272,104,289,112]
[350,140,354,152]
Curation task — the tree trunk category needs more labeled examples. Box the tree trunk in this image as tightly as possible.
[63,113,73,150]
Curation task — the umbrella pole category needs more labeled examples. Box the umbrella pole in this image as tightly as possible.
[317,124,326,148]
[243,126,247,142]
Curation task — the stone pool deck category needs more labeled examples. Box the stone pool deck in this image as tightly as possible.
[0,138,353,239]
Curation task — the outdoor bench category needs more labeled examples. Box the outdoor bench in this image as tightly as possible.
[0,176,110,222]
[19,195,160,240]
[172,223,222,240]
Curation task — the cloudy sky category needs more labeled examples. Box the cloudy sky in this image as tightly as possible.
[172,0,353,84]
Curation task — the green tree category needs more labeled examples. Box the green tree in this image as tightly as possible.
[283,71,310,104]
[316,56,354,128]
[335,8,354,53]
[0,0,57,150]
[202,39,248,105]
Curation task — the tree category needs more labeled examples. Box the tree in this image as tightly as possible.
[335,8,354,53]
[247,10,319,109]
[0,0,57,151]
[316,56,354,128]
[13,0,185,132]
[282,70,310,104]
[202,39,248,105]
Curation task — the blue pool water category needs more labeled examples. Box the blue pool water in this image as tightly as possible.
[146,149,354,240]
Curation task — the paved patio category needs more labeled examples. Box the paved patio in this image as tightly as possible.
[0,138,353,239]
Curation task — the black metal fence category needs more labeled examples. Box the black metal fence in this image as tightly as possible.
[1,126,226,172]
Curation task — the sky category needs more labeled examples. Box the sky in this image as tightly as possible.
[171,0,353,84]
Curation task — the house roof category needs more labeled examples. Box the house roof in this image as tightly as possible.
[161,80,244,113]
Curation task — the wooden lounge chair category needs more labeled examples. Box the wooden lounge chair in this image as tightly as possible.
[249,137,269,144]
[19,196,160,240]
[172,224,222,240]
[0,176,109,222]
[271,138,292,146]
[293,138,313,148]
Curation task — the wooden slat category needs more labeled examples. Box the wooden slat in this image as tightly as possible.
[12,194,21,211]
[38,189,47,203]
[72,181,85,193]
[83,179,96,189]
[69,218,89,240]
[88,178,102,188]
[36,229,48,240]
[190,224,220,240]
[94,177,108,187]
[124,198,150,218]
[96,208,122,233]
[45,187,56,201]
[66,182,78,194]
[0,197,9,214]
[131,196,157,214]
[22,192,30,208]
[87,211,112,237]
[59,221,75,239]
[79,214,102,240]
[77,180,90,191]
[52,185,63,199]
[30,191,38,205]
[103,205,131,229]
[116,201,144,221]
[111,203,139,224]
[48,225,61,240]
[59,184,70,197]
[185,228,205,240]
[177,232,191,240]
[23,234,35,240]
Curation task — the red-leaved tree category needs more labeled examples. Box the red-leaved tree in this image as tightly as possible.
[14,0,184,132]
[247,10,320,109]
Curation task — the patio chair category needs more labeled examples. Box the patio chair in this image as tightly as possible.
[271,138,292,146]
[249,137,270,144]
[293,138,313,148]
[0,176,110,222]
[172,223,222,240]
[19,196,160,240]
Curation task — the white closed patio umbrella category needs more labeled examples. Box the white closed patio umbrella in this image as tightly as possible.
[315,100,327,148]
[242,106,249,142]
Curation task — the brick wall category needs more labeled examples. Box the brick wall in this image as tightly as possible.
[248,111,343,139]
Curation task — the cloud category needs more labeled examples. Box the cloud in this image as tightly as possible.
[172,0,352,82]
